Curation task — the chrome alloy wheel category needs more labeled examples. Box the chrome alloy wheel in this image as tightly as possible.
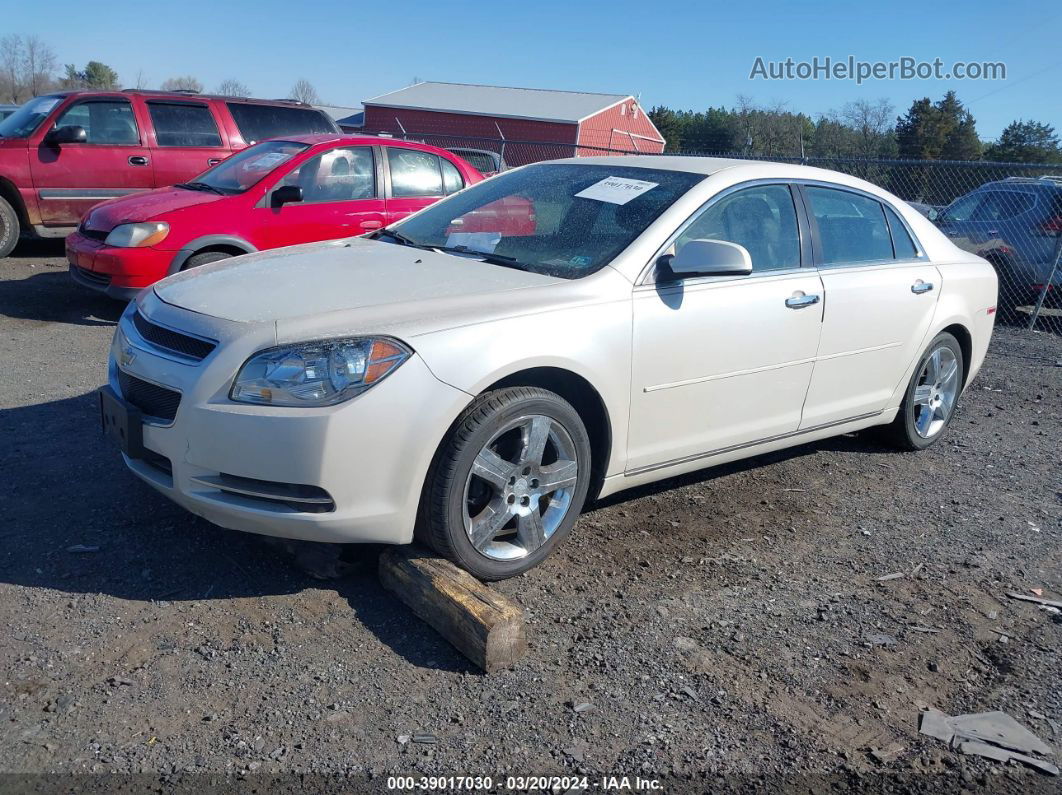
[912,346,960,439]
[462,414,579,561]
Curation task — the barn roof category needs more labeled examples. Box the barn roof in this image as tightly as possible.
[363,82,632,124]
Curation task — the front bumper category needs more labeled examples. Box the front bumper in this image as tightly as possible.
[67,231,172,299]
[108,293,472,544]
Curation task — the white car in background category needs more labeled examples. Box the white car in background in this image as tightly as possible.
[101,156,997,580]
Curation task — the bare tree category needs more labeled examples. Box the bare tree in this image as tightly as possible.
[0,35,24,103]
[160,75,203,93]
[841,98,895,158]
[133,69,149,90]
[288,78,320,104]
[216,78,251,97]
[22,35,56,97]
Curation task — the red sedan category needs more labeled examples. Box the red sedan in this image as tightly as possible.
[67,135,482,299]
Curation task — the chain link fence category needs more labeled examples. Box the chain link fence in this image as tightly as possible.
[390,131,1062,333]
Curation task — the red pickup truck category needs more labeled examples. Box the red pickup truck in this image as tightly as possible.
[0,90,338,256]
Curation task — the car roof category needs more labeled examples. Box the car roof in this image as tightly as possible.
[280,133,466,154]
[42,89,320,108]
[545,155,911,193]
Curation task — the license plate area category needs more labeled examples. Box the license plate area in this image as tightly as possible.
[99,385,144,459]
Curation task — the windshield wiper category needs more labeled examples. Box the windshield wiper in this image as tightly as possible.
[373,228,420,247]
[175,181,226,195]
[428,245,528,271]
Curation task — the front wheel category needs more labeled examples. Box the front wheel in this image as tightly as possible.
[0,196,20,258]
[182,250,232,270]
[419,387,592,580]
[887,332,964,450]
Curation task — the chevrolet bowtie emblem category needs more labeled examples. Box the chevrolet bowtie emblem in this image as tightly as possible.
[118,346,136,367]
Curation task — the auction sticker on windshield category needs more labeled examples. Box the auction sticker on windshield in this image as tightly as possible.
[575,176,659,205]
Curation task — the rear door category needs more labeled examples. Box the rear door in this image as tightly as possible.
[383,147,465,223]
[253,144,385,248]
[145,99,231,187]
[29,96,154,226]
[798,185,940,428]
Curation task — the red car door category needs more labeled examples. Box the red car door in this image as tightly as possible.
[252,144,386,249]
[383,146,465,223]
[28,96,154,227]
[144,99,232,188]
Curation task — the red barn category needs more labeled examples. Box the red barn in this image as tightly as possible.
[362,82,665,166]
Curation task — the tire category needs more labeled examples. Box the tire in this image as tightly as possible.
[419,386,592,580]
[887,332,964,451]
[0,196,20,259]
[182,250,232,270]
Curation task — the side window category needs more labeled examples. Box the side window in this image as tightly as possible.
[148,102,222,147]
[940,192,984,222]
[441,158,464,194]
[883,205,919,259]
[805,186,893,265]
[54,100,139,144]
[226,103,336,143]
[673,184,801,272]
[278,147,375,203]
[977,191,1036,221]
[388,149,443,198]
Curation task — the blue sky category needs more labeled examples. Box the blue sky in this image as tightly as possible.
[7,0,1060,140]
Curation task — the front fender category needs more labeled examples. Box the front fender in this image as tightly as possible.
[413,298,633,478]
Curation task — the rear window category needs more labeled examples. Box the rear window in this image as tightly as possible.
[148,102,222,147]
[454,151,498,173]
[226,103,337,143]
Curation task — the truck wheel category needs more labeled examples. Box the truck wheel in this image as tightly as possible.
[0,197,19,258]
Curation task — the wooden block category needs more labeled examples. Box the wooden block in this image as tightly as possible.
[378,546,528,673]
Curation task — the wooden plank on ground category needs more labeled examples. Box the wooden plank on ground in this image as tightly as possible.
[378,546,528,673]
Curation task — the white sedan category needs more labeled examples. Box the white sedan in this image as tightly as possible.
[101,156,997,579]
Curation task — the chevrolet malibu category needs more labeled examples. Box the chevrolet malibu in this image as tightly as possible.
[101,156,997,580]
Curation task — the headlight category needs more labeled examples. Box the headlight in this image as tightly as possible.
[230,337,411,407]
[105,222,170,248]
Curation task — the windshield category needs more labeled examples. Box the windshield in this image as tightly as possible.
[0,95,63,138]
[384,164,704,278]
[179,140,309,194]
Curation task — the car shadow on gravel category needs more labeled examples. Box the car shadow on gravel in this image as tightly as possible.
[0,268,123,326]
[1,391,475,673]
[590,429,895,511]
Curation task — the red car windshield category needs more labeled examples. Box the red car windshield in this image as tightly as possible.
[178,140,309,195]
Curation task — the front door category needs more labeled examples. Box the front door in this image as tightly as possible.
[254,145,386,248]
[797,185,941,428]
[29,97,154,226]
[627,183,824,473]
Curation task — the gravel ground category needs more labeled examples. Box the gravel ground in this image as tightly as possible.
[1,243,1060,793]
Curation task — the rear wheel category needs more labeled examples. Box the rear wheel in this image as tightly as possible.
[887,332,964,450]
[182,250,232,270]
[419,387,591,580]
[0,196,19,258]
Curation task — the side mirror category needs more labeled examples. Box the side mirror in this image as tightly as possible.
[45,125,87,145]
[927,208,939,222]
[659,239,752,280]
[271,184,303,208]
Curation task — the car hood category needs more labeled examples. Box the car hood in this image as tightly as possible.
[84,186,221,230]
[153,237,578,337]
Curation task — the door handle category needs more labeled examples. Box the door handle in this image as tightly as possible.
[128,156,148,166]
[911,280,934,294]
[785,293,820,309]
[207,158,221,166]
[359,220,383,231]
